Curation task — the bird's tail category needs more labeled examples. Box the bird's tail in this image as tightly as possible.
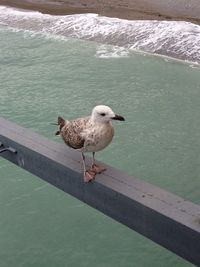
[55,116,65,136]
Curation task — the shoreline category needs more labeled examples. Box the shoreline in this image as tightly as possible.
[1,0,200,25]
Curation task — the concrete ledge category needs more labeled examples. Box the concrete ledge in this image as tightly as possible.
[0,117,200,265]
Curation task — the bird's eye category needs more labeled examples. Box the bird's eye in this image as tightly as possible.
[100,113,106,116]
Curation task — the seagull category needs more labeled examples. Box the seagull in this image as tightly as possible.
[55,105,125,182]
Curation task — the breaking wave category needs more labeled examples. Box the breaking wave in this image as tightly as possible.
[0,6,200,64]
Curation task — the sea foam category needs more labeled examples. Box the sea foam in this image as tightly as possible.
[0,6,200,64]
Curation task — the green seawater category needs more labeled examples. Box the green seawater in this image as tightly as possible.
[1,28,200,267]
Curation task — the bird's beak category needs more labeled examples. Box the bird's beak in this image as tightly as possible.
[112,114,125,121]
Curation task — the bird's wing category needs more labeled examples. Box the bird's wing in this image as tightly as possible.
[61,117,89,149]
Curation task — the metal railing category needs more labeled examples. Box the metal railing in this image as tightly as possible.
[0,117,200,266]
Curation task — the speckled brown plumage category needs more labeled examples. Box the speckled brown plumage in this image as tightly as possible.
[60,117,89,149]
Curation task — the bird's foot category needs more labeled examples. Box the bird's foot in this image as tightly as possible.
[84,170,96,183]
[91,164,106,174]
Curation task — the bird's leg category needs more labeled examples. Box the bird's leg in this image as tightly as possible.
[81,152,95,182]
[90,152,106,174]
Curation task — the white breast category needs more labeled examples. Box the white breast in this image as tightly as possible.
[81,122,114,153]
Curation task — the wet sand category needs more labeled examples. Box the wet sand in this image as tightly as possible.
[1,0,200,25]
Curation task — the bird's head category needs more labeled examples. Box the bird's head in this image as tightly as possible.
[91,105,125,123]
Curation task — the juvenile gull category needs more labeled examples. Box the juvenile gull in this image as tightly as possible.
[55,105,125,182]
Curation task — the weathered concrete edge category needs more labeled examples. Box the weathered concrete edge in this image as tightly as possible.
[0,117,200,265]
